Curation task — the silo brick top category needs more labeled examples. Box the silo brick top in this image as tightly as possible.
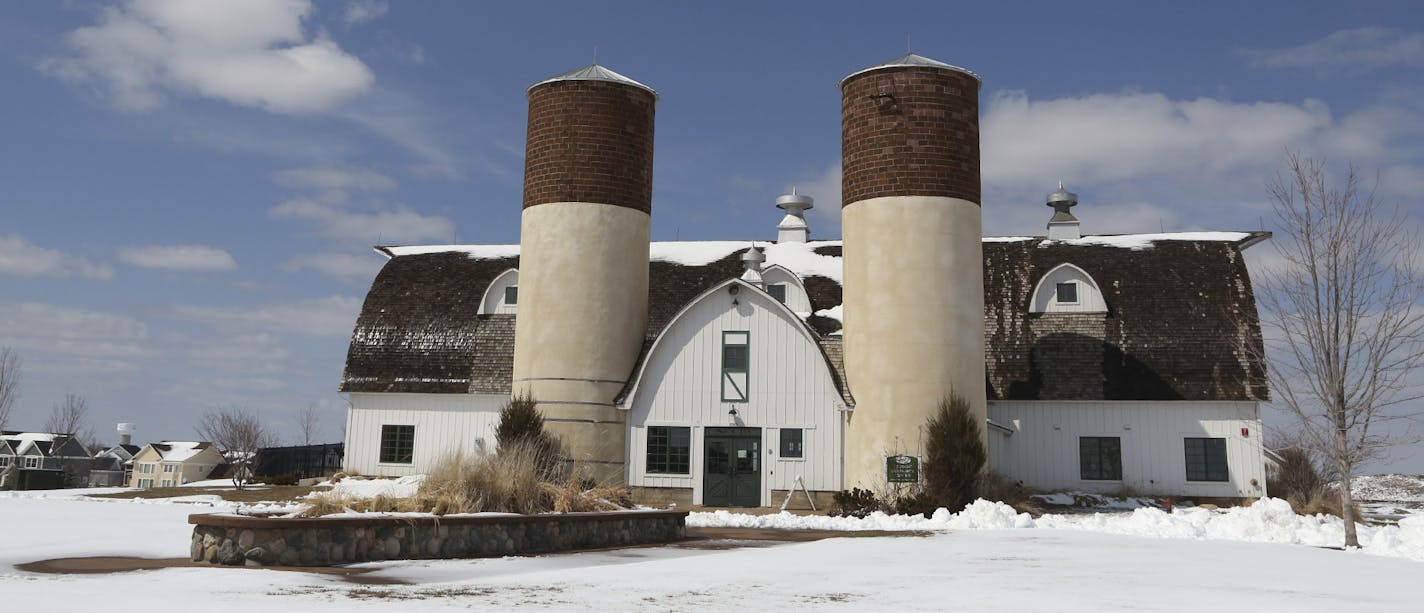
[523,75,656,213]
[841,54,981,206]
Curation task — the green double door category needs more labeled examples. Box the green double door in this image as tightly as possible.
[703,427,761,507]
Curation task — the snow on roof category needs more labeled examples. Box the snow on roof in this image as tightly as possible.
[152,441,211,463]
[982,236,1034,243]
[1,432,58,443]
[1042,232,1253,251]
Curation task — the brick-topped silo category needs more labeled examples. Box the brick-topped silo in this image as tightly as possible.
[839,54,987,490]
[513,64,656,483]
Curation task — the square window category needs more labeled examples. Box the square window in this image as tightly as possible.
[1079,437,1122,480]
[646,426,690,474]
[780,429,804,458]
[723,343,748,372]
[24,456,39,469]
[504,285,518,305]
[767,284,787,303]
[1056,282,1079,304]
[1184,437,1229,482]
[379,425,415,464]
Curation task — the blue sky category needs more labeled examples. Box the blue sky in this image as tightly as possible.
[2,1,1423,471]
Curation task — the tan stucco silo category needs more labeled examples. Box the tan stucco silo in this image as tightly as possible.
[839,54,987,490]
[513,65,656,483]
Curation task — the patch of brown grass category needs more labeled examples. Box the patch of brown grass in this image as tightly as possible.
[297,441,633,517]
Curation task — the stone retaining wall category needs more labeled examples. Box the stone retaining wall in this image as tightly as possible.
[188,510,687,567]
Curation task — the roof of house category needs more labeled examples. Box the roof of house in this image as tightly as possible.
[1,432,90,458]
[145,441,216,463]
[341,232,1270,403]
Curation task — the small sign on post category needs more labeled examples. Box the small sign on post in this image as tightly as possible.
[886,454,920,484]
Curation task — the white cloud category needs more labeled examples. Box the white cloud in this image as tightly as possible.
[188,333,289,374]
[117,244,237,271]
[273,167,396,193]
[0,234,114,280]
[1247,28,1424,74]
[0,302,151,373]
[793,163,842,237]
[283,251,384,280]
[981,91,1333,188]
[42,0,374,114]
[342,0,388,27]
[172,295,363,337]
[271,198,454,243]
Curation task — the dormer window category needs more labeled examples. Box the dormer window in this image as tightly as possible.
[504,285,518,305]
[1030,264,1106,314]
[767,283,787,303]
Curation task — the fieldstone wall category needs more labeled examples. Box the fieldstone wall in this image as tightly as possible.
[189,510,687,567]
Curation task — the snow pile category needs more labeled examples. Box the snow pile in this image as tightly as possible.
[324,475,424,500]
[1351,474,1424,502]
[1031,491,1159,510]
[691,498,1424,561]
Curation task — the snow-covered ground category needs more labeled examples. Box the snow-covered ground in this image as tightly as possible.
[2,490,1422,611]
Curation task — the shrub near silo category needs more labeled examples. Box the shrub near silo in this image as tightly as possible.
[922,393,986,513]
[496,394,564,481]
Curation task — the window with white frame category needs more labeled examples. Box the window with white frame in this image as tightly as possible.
[1055,281,1079,304]
[767,283,787,303]
[163,463,176,473]
[24,456,39,469]
[139,463,156,474]
[721,331,750,402]
[161,479,175,487]
[504,285,518,305]
[138,478,153,488]
[0,456,9,467]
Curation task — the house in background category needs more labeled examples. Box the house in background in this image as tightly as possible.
[90,422,140,487]
[0,431,93,490]
[128,441,225,488]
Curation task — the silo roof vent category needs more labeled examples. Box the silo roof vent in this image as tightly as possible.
[776,188,814,243]
[841,52,982,85]
[528,63,658,98]
[1046,181,1081,240]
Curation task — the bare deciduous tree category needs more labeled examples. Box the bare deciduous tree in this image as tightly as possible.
[1257,152,1424,547]
[0,348,21,431]
[44,393,96,452]
[296,402,321,446]
[195,407,274,489]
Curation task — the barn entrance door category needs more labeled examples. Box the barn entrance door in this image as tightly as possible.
[703,427,761,507]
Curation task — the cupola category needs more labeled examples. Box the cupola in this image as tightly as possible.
[775,189,814,243]
[1046,182,1080,240]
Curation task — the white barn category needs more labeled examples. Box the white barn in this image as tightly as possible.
[338,54,1272,508]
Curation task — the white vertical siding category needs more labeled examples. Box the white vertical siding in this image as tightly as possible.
[1029,264,1107,313]
[987,400,1267,498]
[344,392,507,476]
[626,282,845,505]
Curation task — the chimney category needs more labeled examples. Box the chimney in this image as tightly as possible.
[1046,182,1080,240]
[775,189,814,243]
[117,422,135,446]
[740,245,766,288]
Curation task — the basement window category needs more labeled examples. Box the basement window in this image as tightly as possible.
[767,283,787,303]
[1184,437,1229,482]
[504,285,518,305]
[1055,282,1079,304]
[1079,437,1122,480]
[646,426,690,474]
[379,424,415,464]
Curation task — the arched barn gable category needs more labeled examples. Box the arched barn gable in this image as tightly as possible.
[623,279,846,505]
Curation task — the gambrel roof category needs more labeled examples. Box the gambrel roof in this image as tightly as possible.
[340,232,1269,403]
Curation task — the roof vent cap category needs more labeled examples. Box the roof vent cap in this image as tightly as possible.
[776,188,814,243]
[1046,181,1081,240]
